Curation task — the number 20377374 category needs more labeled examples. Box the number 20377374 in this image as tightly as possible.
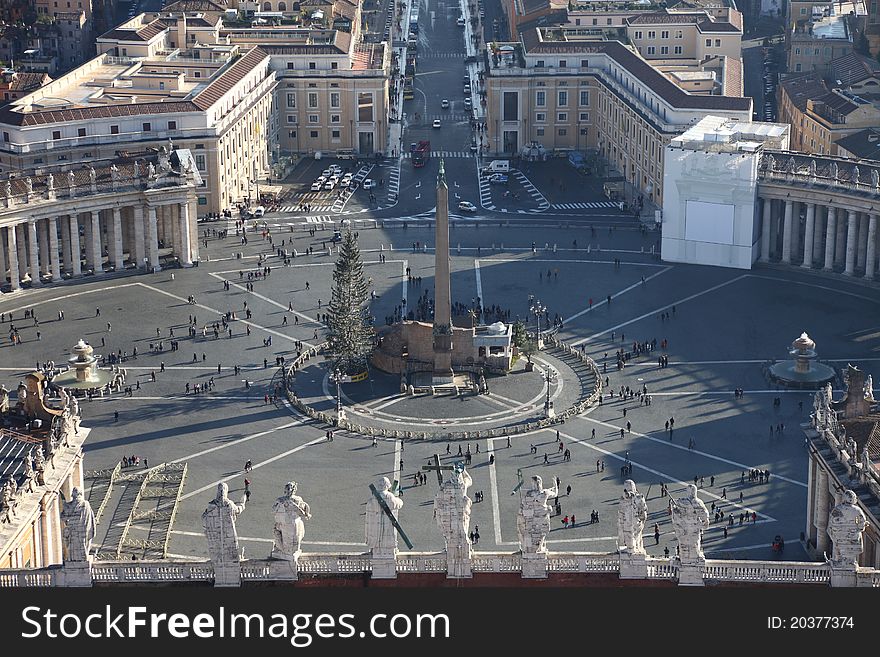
[768,617,854,630]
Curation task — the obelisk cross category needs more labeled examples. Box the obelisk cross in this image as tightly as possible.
[369,482,414,549]
[422,453,456,486]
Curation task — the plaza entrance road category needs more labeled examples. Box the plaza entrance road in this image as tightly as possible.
[1,221,877,560]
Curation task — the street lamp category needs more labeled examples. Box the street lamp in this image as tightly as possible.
[542,366,556,418]
[529,298,546,343]
[331,367,347,424]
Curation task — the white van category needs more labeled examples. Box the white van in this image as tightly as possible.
[253,206,266,217]
[483,160,510,174]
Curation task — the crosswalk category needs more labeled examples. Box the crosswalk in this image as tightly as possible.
[510,170,550,210]
[550,201,621,210]
[417,114,471,122]
[278,203,334,213]
[420,51,467,58]
[402,150,474,159]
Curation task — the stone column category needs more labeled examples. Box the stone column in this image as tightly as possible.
[760,198,772,262]
[48,217,61,281]
[38,219,49,279]
[801,203,815,268]
[147,205,161,272]
[40,496,54,567]
[814,468,830,555]
[16,224,27,279]
[179,202,193,266]
[82,212,93,270]
[133,205,146,269]
[791,202,801,263]
[61,215,71,273]
[781,200,793,264]
[0,228,6,281]
[823,207,836,271]
[844,210,858,276]
[835,212,847,265]
[866,214,877,280]
[857,212,869,271]
[6,224,20,291]
[89,211,103,274]
[112,207,124,271]
[27,220,41,285]
[69,215,82,277]
[813,206,825,264]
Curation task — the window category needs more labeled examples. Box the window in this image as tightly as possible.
[111,125,119,134]
[714,39,721,47]
[309,114,319,123]
[648,31,655,39]
[289,130,297,138]
[168,121,176,130]
[795,47,801,55]
[287,62,294,69]
[557,90,567,106]
[675,30,682,38]
[330,92,340,108]
[581,59,588,67]
[646,46,655,55]
[536,91,546,106]
[2,132,7,142]
[308,92,318,108]
[634,31,642,39]
[331,114,341,123]
[535,112,546,122]
[607,18,612,24]
[194,71,201,78]
[800,6,807,13]
[195,154,206,171]
[308,62,316,69]
[536,60,545,67]
[592,18,597,25]
[795,63,802,71]
[310,130,318,138]
[536,127,545,136]
[661,30,669,39]
[52,130,61,140]
[558,128,567,136]
[674,46,682,55]
[331,62,338,70]
[580,128,588,135]
[143,122,151,132]
[814,48,819,55]
[579,112,589,121]
[287,93,296,107]
[331,129,340,139]
[358,92,374,122]
[660,46,668,54]
[77,127,86,137]
[706,38,712,47]
[557,112,567,122]
[503,91,518,121]
[287,115,297,123]
[579,91,589,106]
[559,60,567,68]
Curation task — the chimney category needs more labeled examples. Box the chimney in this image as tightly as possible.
[177,13,187,50]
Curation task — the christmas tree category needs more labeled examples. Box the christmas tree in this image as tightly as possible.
[326,231,374,374]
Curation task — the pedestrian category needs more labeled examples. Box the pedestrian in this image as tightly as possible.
[244,478,250,491]
[543,453,548,464]
[114,410,119,422]
[566,484,571,496]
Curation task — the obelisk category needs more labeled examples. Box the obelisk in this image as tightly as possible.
[432,159,454,383]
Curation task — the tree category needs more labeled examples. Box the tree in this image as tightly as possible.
[326,231,374,374]
[512,320,537,365]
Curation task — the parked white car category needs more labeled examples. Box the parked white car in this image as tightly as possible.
[363,179,376,189]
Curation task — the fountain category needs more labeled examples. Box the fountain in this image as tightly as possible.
[50,339,116,393]
[768,332,836,389]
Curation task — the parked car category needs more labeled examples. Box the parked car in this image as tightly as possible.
[363,179,376,189]
[328,164,343,175]
[321,168,332,177]
[458,201,477,213]
[432,119,441,128]
[464,98,472,109]
[331,230,343,243]
[253,206,266,217]
[323,178,337,190]
[488,174,508,184]
[441,99,450,109]
[311,177,326,191]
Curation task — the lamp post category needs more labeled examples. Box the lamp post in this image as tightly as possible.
[529,297,546,346]
[331,367,347,424]
[542,366,555,418]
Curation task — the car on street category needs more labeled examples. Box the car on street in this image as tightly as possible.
[432,119,441,128]
[323,177,337,190]
[331,230,343,243]
[252,206,266,217]
[456,17,465,26]
[464,98,472,110]
[341,173,353,186]
[328,165,343,175]
[363,179,376,189]
[470,137,478,152]
[441,99,449,109]
[488,174,508,184]
[458,201,477,213]
[311,177,326,191]
[464,84,471,94]
[321,168,332,177]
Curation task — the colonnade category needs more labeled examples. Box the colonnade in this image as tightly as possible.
[0,201,195,291]
[759,197,878,279]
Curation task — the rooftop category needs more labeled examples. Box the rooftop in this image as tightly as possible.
[835,127,880,160]
[671,115,789,151]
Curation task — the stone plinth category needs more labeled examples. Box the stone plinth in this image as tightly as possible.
[619,552,648,579]
[268,556,299,581]
[446,547,472,579]
[60,561,93,587]
[212,562,242,587]
[677,560,706,586]
[371,549,398,579]
[521,553,549,579]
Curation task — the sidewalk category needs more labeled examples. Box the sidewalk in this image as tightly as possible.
[461,0,489,163]
[385,0,414,157]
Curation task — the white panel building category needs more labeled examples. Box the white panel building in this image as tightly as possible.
[661,116,789,269]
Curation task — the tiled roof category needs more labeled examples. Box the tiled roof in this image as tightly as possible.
[161,0,227,10]
[829,52,880,87]
[100,20,168,42]
[841,413,880,462]
[814,90,859,115]
[519,31,751,111]
[627,12,703,24]
[5,72,48,92]
[779,72,828,111]
[698,20,740,32]
[0,100,201,127]
[835,127,880,160]
[519,0,551,16]
[723,55,743,97]
[0,430,38,490]
[192,47,268,110]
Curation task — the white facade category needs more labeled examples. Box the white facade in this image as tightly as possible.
[661,116,789,269]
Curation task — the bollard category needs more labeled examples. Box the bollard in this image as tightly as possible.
[457,243,461,254]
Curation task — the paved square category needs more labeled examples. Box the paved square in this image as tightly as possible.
[2,221,878,562]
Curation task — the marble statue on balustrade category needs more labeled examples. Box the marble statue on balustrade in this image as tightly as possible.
[46,173,54,193]
[0,478,17,524]
[828,490,867,567]
[865,375,875,403]
[365,476,403,554]
[516,474,557,554]
[873,169,880,189]
[671,484,710,562]
[434,463,473,576]
[21,451,35,493]
[271,481,311,561]
[617,480,648,555]
[4,180,11,200]
[88,167,96,187]
[202,482,247,563]
[158,146,173,174]
[110,164,119,183]
[25,177,33,196]
[33,447,46,486]
[853,165,861,185]
[60,487,96,562]
[67,170,75,189]
[0,384,8,413]
[831,162,839,181]
[147,162,156,180]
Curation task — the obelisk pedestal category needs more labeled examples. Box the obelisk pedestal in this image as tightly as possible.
[432,160,455,384]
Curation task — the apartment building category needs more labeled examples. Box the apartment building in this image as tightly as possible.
[0,35,278,215]
[484,28,752,206]
[778,53,880,155]
[787,1,862,75]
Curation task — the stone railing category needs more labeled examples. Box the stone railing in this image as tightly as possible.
[90,562,215,583]
[395,552,448,572]
[0,566,60,587]
[646,557,679,579]
[702,559,830,584]
[297,553,374,574]
[546,553,621,572]
[472,551,523,572]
